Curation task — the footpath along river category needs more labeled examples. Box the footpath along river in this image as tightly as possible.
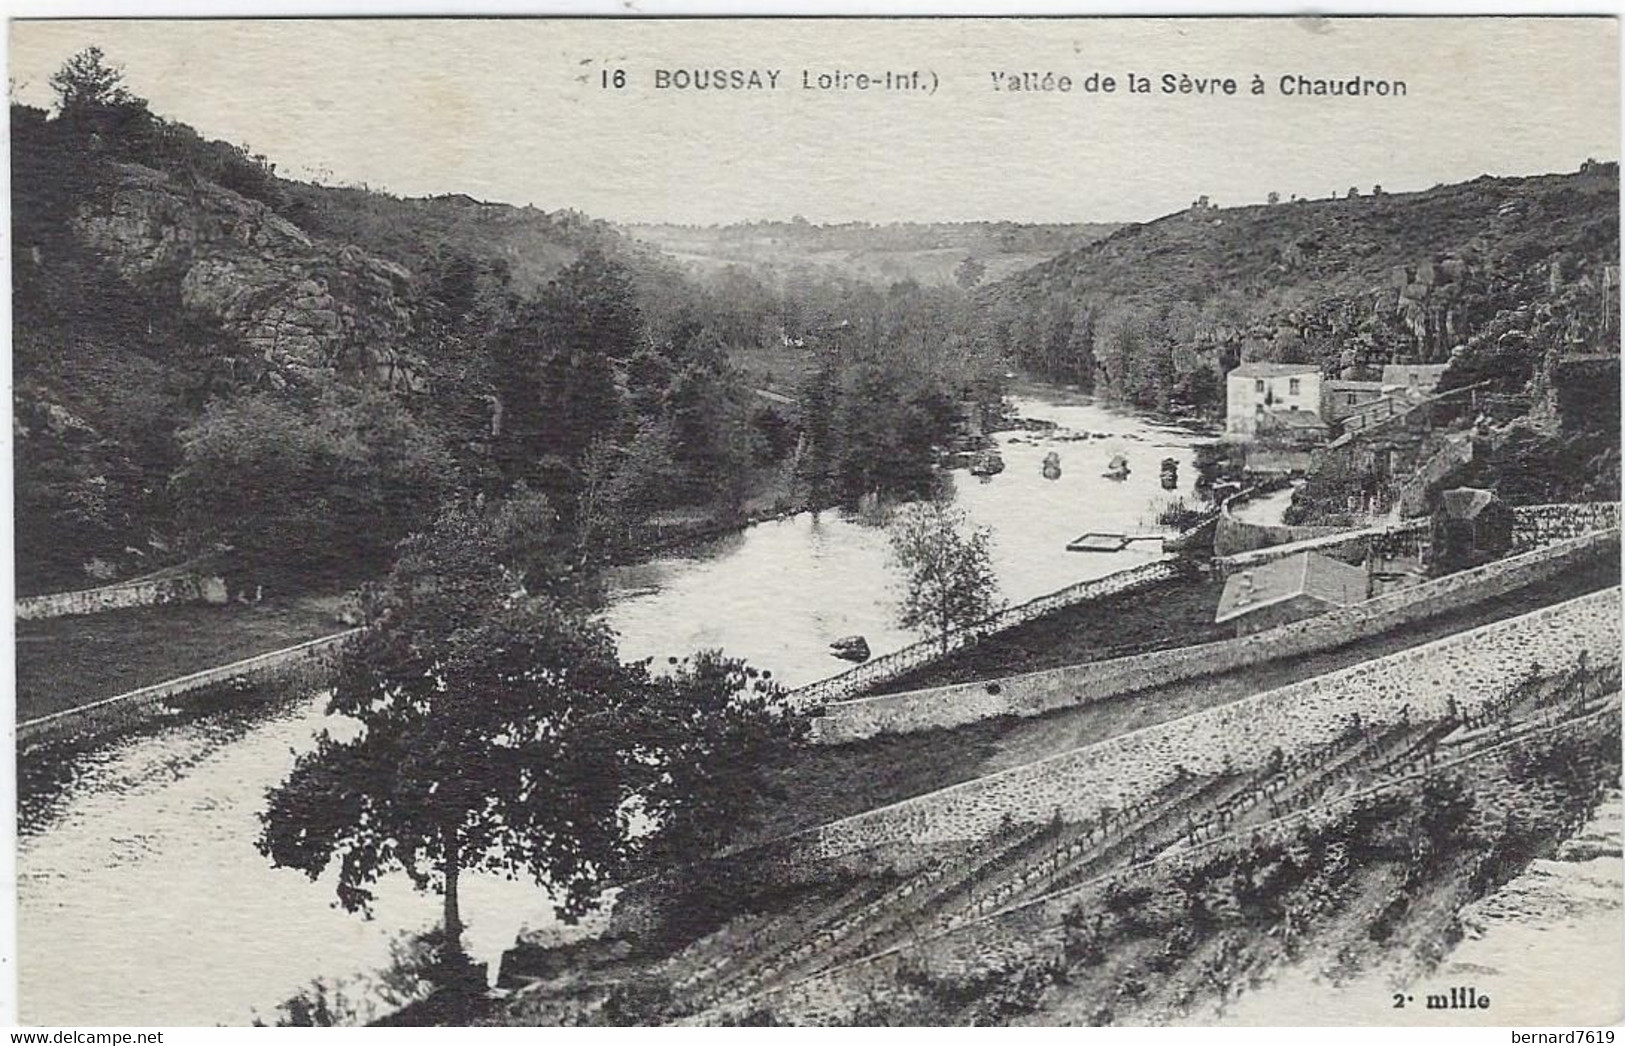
[16,387,1210,1026]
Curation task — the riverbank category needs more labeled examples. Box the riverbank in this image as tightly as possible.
[15,596,345,722]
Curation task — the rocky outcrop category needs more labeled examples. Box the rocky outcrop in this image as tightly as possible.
[73,163,420,388]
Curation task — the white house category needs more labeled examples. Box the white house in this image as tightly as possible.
[1225,362,1323,440]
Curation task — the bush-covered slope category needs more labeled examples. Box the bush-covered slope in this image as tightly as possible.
[977,168,1620,414]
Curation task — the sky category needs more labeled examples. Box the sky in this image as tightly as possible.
[8,17,1620,225]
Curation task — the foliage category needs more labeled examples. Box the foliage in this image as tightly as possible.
[1417,773,1479,858]
[634,651,807,864]
[491,249,635,496]
[170,383,453,591]
[258,495,804,960]
[49,46,134,113]
[888,502,1004,654]
[1153,495,1210,531]
[977,168,1618,417]
[953,255,988,290]
[1281,455,1384,526]
[664,329,763,511]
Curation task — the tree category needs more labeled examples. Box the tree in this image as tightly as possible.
[666,338,761,512]
[635,650,807,864]
[48,47,155,150]
[573,419,680,562]
[259,496,803,973]
[170,384,452,593]
[490,250,636,499]
[887,501,1004,654]
[49,46,132,114]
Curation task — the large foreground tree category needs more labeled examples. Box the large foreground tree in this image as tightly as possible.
[258,495,802,971]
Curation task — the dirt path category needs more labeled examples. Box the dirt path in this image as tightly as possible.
[747,560,1614,846]
[977,561,1615,775]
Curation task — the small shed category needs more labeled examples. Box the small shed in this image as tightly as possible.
[1214,551,1369,636]
[1382,363,1450,398]
[1431,487,1516,573]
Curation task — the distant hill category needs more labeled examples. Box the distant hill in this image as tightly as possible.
[621,219,1123,289]
[976,167,1620,413]
[280,184,687,302]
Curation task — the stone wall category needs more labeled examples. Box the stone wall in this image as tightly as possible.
[787,561,1178,708]
[16,574,228,621]
[794,587,1619,869]
[810,529,1617,744]
[16,629,359,747]
[1213,489,1354,556]
[1512,502,1623,553]
[1215,519,1430,576]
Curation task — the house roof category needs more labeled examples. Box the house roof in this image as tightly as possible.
[1382,363,1450,386]
[1439,486,1502,520]
[1215,551,1368,624]
[1326,379,1385,392]
[1231,362,1320,379]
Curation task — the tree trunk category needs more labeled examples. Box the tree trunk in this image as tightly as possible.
[442,823,465,960]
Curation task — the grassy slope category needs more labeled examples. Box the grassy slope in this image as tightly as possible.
[736,556,1616,848]
[870,569,1230,696]
[15,598,344,721]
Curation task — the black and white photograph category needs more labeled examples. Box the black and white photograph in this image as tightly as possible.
[4,12,1623,1030]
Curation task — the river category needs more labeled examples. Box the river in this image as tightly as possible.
[16,388,1210,1026]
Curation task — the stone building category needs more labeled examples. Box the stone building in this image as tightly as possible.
[1381,363,1450,399]
[1213,550,1369,636]
[1225,362,1323,440]
[1431,487,1516,574]
[1322,379,1386,424]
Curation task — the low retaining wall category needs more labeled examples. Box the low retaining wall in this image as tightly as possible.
[16,573,227,621]
[1512,502,1623,553]
[16,629,359,747]
[1213,487,1354,557]
[809,528,1618,744]
[795,586,1619,867]
[1215,518,1429,576]
[787,560,1178,708]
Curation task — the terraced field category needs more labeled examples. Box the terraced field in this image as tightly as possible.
[494,583,1621,1027]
